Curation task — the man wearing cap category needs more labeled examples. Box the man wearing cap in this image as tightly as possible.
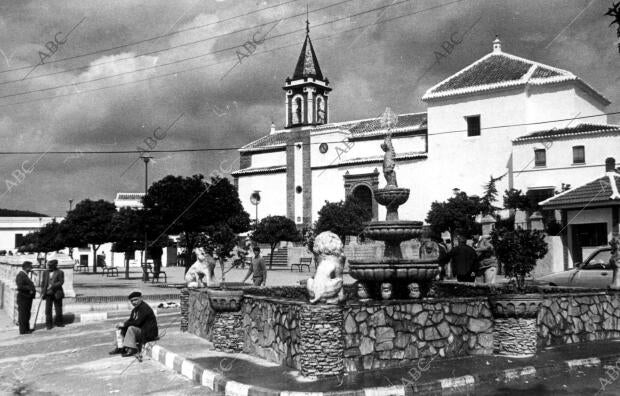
[15,261,36,334]
[243,246,267,286]
[109,291,158,357]
[40,259,64,329]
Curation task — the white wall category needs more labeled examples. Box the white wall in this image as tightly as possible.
[0,217,59,252]
[512,134,619,192]
[525,85,607,133]
[237,172,287,222]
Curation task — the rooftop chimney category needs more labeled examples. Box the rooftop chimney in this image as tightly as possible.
[606,157,616,173]
[269,122,276,135]
[493,35,502,53]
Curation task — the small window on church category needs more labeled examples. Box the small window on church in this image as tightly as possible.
[293,96,303,124]
[296,186,303,194]
[466,115,480,136]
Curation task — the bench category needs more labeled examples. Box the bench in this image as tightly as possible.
[101,265,119,277]
[291,257,312,272]
[145,264,167,283]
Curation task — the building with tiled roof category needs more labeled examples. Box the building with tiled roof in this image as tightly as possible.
[235,31,618,228]
[540,158,620,266]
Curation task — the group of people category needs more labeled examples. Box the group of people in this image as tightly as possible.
[444,235,498,284]
[15,259,65,335]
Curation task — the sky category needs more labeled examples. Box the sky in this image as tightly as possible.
[0,0,617,217]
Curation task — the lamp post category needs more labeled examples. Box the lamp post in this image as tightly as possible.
[140,152,153,281]
[68,199,73,212]
[250,190,261,229]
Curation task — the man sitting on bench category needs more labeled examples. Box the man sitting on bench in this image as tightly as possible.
[109,291,158,357]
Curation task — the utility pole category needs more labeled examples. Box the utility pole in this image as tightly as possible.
[140,152,152,282]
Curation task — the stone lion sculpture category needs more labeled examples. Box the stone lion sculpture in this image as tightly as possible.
[609,236,620,290]
[306,231,345,304]
[185,247,217,288]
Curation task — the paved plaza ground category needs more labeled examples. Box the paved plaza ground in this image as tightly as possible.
[72,265,357,298]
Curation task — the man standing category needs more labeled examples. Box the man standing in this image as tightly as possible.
[109,291,158,357]
[449,236,478,283]
[243,246,267,286]
[476,235,498,284]
[40,259,64,329]
[15,261,36,334]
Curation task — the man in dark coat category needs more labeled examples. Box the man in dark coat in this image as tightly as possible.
[15,261,36,334]
[110,291,158,357]
[449,236,478,283]
[40,259,64,329]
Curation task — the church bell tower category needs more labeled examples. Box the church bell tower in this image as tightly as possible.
[283,19,331,128]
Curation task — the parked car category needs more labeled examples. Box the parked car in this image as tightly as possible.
[536,247,612,288]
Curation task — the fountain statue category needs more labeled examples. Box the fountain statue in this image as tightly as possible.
[306,231,346,304]
[185,246,217,287]
[348,107,440,299]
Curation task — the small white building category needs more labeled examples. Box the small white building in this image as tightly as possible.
[234,33,618,229]
[0,216,60,253]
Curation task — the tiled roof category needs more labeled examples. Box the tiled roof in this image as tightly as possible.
[231,165,287,177]
[240,112,427,151]
[540,173,620,209]
[513,124,620,143]
[293,34,323,80]
[422,49,609,104]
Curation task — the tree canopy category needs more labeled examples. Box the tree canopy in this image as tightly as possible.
[314,197,371,243]
[252,215,300,269]
[143,174,250,271]
[425,191,484,241]
[62,199,117,272]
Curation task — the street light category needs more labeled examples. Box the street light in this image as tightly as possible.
[140,152,153,281]
[250,190,261,228]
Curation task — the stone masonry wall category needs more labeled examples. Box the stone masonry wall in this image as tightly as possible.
[187,289,244,352]
[538,292,620,346]
[299,304,344,377]
[242,296,303,370]
[343,297,493,371]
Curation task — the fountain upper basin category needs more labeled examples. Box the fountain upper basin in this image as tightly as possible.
[363,220,423,242]
[348,258,440,283]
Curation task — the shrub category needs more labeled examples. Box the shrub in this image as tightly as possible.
[491,228,548,290]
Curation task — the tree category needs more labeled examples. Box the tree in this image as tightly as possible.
[503,189,532,212]
[17,220,65,264]
[252,216,301,269]
[426,191,484,242]
[480,174,503,215]
[143,174,250,272]
[491,228,548,290]
[314,197,371,244]
[62,199,116,273]
[110,208,144,279]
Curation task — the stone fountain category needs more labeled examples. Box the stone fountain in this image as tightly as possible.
[349,108,440,299]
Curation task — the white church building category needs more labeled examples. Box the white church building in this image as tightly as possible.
[234,32,619,229]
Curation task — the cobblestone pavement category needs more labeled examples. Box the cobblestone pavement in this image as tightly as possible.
[0,313,214,396]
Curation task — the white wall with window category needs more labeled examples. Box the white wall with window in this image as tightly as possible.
[0,217,59,253]
[512,132,620,193]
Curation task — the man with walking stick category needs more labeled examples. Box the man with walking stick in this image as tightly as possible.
[40,259,65,329]
[15,261,36,334]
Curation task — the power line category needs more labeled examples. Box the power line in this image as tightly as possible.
[0,0,305,76]
[0,110,618,155]
[0,0,459,108]
[0,0,419,100]
[0,0,357,87]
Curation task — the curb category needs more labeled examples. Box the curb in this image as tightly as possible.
[146,343,620,395]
